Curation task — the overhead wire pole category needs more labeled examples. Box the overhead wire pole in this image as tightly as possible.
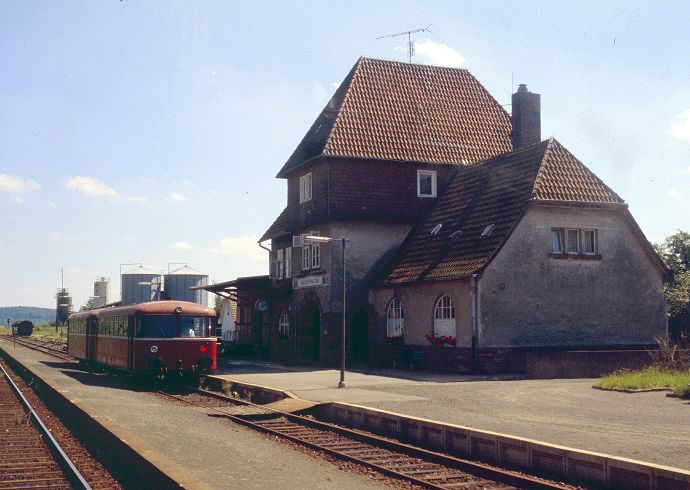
[377,25,432,63]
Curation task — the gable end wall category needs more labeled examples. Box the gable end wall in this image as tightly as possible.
[478,205,666,348]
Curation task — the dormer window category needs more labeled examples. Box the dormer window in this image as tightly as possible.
[417,170,437,197]
[299,173,313,203]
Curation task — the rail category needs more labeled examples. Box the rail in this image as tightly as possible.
[0,360,92,490]
[159,388,575,490]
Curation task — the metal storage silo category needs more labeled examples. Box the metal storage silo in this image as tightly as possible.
[121,266,160,305]
[55,288,73,325]
[164,265,208,305]
[93,276,111,308]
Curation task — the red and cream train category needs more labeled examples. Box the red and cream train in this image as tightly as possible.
[67,300,217,376]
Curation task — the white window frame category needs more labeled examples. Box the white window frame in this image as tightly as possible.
[582,229,597,255]
[386,298,404,338]
[302,244,310,271]
[417,170,437,198]
[551,228,597,256]
[285,246,292,278]
[278,309,289,337]
[565,228,580,255]
[433,295,456,338]
[276,249,284,279]
[299,172,313,203]
[311,243,320,269]
[551,228,565,254]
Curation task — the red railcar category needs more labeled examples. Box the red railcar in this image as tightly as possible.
[68,301,217,376]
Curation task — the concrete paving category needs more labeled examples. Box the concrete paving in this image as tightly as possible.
[216,359,690,470]
[0,340,385,490]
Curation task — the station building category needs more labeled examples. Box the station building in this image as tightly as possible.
[214,57,669,373]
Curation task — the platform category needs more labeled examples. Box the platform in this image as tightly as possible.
[0,339,384,490]
[215,358,690,471]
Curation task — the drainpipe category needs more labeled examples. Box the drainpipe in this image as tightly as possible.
[258,240,271,254]
[471,273,480,372]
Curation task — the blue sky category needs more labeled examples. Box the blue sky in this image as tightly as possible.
[1,1,689,308]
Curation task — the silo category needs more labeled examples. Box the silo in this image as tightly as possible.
[92,276,111,308]
[55,288,73,325]
[164,266,208,305]
[121,266,160,305]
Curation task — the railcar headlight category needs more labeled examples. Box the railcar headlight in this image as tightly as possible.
[199,344,208,354]
[150,345,158,353]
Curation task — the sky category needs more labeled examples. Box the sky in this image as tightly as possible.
[1,1,689,309]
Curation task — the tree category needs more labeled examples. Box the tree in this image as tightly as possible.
[655,231,690,343]
[80,298,97,311]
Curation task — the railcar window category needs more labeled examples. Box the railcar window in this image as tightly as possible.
[180,316,208,337]
[145,315,179,338]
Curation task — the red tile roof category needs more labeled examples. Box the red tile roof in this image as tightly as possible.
[377,138,625,285]
[277,57,512,178]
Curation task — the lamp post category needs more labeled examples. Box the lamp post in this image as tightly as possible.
[306,235,348,388]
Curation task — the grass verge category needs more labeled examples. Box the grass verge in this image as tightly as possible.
[31,323,68,341]
[597,366,690,396]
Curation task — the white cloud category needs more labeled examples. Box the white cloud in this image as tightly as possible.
[668,188,684,200]
[168,191,187,202]
[66,176,120,199]
[0,173,41,193]
[211,235,265,262]
[66,176,147,203]
[13,196,24,204]
[170,241,192,250]
[330,82,340,90]
[414,39,465,67]
[669,109,690,140]
[49,231,62,241]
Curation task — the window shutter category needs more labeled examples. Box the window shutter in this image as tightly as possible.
[269,253,277,279]
[292,235,302,247]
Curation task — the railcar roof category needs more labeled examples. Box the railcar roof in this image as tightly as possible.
[68,300,216,320]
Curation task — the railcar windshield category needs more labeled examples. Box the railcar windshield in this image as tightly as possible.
[140,315,210,338]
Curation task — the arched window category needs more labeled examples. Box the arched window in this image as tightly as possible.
[386,298,404,339]
[278,309,290,338]
[433,295,456,338]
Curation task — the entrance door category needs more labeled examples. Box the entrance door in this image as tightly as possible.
[299,306,321,361]
[351,310,369,363]
[86,317,97,364]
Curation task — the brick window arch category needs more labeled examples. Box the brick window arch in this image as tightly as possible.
[386,298,404,339]
[433,295,456,339]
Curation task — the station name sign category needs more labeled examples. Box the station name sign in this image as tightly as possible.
[293,274,329,289]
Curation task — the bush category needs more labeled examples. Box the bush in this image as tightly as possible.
[647,335,690,371]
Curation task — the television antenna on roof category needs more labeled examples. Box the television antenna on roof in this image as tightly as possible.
[377,25,432,63]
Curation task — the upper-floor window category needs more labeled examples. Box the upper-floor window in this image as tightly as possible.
[386,298,404,339]
[302,245,310,270]
[551,228,598,256]
[299,172,313,203]
[311,243,321,269]
[276,249,284,279]
[582,229,597,255]
[285,246,292,278]
[417,170,437,197]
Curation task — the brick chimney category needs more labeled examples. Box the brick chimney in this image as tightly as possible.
[512,84,541,149]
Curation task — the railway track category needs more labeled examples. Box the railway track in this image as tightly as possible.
[0,334,74,362]
[160,389,580,490]
[0,359,90,490]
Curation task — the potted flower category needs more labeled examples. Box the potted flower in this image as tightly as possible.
[425,334,456,347]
